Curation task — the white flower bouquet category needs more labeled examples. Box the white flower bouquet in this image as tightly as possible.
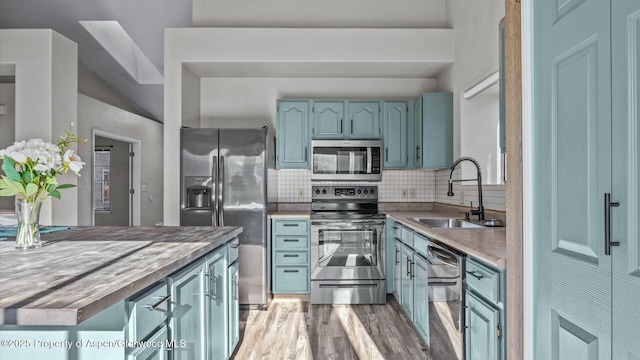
[0,124,86,202]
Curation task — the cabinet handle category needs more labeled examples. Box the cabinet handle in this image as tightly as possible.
[283,224,299,227]
[411,261,415,279]
[145,294,171,311]
[604,193,620,255]
[395,248,400,265]
[283,254,300,258]
[305,147,307,162]
[385,148,389,162]
[406,256,411,276]
[466,270,484,280]
[284,269,300,273]
[416,146,421,160]
[283,239,299,242]
[341,119,343,133]
[230,243,239,249]
[392,226,399,230]
[235,276,239,300]
[351,119,354,134]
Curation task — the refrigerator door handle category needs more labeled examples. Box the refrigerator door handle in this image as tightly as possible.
[212,156,219,226]
[219,156,225,226]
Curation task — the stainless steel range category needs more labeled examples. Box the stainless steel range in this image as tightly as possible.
[310,185,386,304]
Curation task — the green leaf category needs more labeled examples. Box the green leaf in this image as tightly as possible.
[49,189,61,199]
[25,183,38,196]
[22,171,33,183]
[45,176,58,185]
[1,176,25,194]
[55,184,76,190]
[0,188,19,196]
[1,157,21,182]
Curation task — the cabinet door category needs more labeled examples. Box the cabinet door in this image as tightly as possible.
[127,326,168,360]
[465,291,500,360]
[383,101,408,168]
[413,98,423,168]
[277,100,310,169]
[393,239,402,302]
[207,249,228,360]
[170,261,207,360]
[611,0,640,358]
[400,244,414,320]
[228,261,240,353]
[348,101,381,139]
[413,254,429,345]
[421,93,453,168]
[313,101,345,139]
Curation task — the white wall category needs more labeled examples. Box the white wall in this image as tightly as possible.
[192,0,447,28]
[0,83,15,212]
[200,78,437,129]
[460,92,501,184]
[77,94,163,226]
[0,29,78,226]
[164,27,454,225]
[437,0,504,184]
[78,63,142,117]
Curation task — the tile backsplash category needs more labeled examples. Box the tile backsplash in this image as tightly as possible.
[272,168,506,211]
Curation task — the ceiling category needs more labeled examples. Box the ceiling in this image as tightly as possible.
[0,0,193,122]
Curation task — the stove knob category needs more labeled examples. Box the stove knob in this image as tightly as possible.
[322,189,327,195]
[370,189,375,195]
[363,189,368,194]
[315,189,320,195]
[357,189,362,194]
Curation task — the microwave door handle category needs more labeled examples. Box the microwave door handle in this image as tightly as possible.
[367,147,372,174]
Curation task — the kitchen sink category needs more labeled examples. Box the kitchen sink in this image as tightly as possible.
[410,218,486,229]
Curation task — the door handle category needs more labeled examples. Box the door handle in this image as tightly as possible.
[604,193,620,255]
[212,156,219,226]
[219,156,225,226]
[466,270,484,280]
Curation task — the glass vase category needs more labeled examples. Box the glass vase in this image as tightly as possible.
[15,199,42,249]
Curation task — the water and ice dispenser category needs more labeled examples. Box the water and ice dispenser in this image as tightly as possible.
[184,176,212,209]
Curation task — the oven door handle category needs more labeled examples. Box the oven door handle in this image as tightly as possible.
[311,220,385,226]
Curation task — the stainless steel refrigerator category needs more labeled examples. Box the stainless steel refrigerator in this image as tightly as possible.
[180,127,274,308]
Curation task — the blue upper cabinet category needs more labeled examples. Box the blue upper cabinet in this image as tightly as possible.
[277,100,310,169]
[312,101,345,139]
[348,101,381,139]
[421,93,453,169]
[410,98,424,168]
[383,101,408,169]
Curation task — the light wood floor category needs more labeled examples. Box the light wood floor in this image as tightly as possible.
[232,296,444,360]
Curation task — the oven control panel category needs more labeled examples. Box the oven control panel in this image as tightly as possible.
[312,186,378,199]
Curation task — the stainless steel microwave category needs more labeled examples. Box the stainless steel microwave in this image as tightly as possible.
[311,140,382,181]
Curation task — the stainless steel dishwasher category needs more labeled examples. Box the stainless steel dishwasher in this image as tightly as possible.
[426,239,466,360]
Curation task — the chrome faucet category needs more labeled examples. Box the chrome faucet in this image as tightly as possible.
[447,157,485,221]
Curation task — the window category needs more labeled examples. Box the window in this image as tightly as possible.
[94,148,111,212]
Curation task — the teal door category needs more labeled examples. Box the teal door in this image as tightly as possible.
[383,101,408,168]
[533,0,624,358]
[393,239,402,302]
[413,253,429,345]
[611,0,640,358]
[313,101,345,139]
[228,261,240,353]
[171,261,207,360]
[277,100,309,169]
[207,248,228,360]
[465,291,500,360]
[413,98,423,168]
[400,244,414,320]
[421,94,453,169]
[348,101,381,139]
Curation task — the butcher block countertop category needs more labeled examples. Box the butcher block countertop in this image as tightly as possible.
[0,226,241,326]
[383,210,507,269]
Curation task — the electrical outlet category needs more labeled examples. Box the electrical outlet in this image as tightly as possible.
[401,189,408,198]
[408,189,416,198]
[297,189,304,198]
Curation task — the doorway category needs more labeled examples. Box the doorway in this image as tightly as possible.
[92,130,141,226]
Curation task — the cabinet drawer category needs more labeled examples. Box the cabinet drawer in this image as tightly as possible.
[401,225,414,248]
[466,258,501,304]
[274,250,309,265]
[127,281,170,342]
[273,220,308,235]
[228,237,239,263]
[127,325,168,359]
[274,266,309,293]
[413,232,429,256]
[274,235,309,250]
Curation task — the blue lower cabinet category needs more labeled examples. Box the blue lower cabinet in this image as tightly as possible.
[272,218,310,294]
[127,326,169,360]
[207,248,228,359]
[393,239,403,302]
[400,244,414,320]
[228,261,240,354]
[413,253,430,345]
[465,290,501,360]
[274,266,310,293]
